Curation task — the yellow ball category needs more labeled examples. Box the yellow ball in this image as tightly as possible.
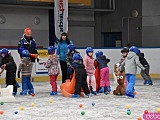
[20,106,24,110]
[31,103,35,107]
[126,105,130,109]
[49,99,53,103]
[157,108,160,112]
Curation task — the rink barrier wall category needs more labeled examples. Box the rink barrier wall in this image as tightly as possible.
[0,48,159,84]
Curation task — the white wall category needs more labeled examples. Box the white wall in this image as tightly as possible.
[0,48,159,78]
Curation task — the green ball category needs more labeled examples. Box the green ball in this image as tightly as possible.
[117,93,121,96]
[0,102,4,105]
[81,111,85,115]
[105,92,108,95]
[127,110,131,115]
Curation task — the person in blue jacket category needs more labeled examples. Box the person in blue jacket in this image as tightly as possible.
[56,32,73,83]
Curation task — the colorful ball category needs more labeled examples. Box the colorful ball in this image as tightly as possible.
[0,102,4,105]
[126,105,130,109]
[81,111,85,115]
[31,103,35,107]
[144,110,149,114]
[14,111,18,114]
[0,110,4,115]
[127,110,131,115]
[31,94,35,97]
[92,102,95,106]
[137,117,142,120]
[105,92,108,95]
[157,108,160,113]
[79,104,83,108]
[49,99,53,103]
[20,106,24,111]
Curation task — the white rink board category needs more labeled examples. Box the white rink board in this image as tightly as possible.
[1,48,159,78]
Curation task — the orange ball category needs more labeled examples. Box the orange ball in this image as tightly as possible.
[79,104,83,108]
[137,117,142,120]
[0,110,4,115]
[134,91,137,95]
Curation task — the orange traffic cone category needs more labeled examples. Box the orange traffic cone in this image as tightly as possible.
[29,54,38,59]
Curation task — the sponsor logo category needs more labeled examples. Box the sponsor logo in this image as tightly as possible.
[143,112,160,120]
[59,0,64,32]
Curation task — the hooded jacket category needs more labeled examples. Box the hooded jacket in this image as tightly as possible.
[18,57,31,77]
[121,52,145,74]
[96,55,110,69]
[83,55,95,76]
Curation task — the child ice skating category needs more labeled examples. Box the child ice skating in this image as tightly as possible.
[95,51,110,93]
[17,50,34,95]
[69,53,90,98]
[1,48,17,95]
[84,47,97,95]
[121,46,145,98]
[114,47,129,86]
[138,50,153,85]
[44,46,60,95]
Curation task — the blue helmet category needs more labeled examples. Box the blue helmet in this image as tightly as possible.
[95,51,103,57]
[67,44,75,52]
[48,46,55,55]
[86,47,93,55]
[129,46,139,55]
[1,48,9,57]
[72,53,82,61]
[22,50,30,57]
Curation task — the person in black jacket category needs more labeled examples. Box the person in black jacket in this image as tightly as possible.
[69,53,90,98]
[138,50,153,85]
[18,28,38,62]
[1,48,17,95]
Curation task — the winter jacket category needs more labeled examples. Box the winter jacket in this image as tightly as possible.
[95,55,110,69]
[18,57,32,77]
[56,40,73,61]
[121,52,145,74]
[18,35,38,62]
[45,55,60,76]
[83,55,95,76]
[1,55,17,73]
[138,53,149,67]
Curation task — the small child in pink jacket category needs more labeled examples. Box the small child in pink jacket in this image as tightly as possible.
[84,47,97,95]
[44,46,60,95]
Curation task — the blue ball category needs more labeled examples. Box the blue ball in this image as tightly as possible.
[92,102,95,106]
[14,111,18,114]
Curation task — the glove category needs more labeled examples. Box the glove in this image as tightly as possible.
[17,71,20,78]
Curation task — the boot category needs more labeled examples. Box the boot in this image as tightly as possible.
[144,80,149,85]
[148,80,153,85]
[99,87,104,93]
[28,89,34,95]
[91,91,97,95]
[85,94,90,98]
[126,91,135,98]
[20,90,27,95]
[107,86,111,93]
[12,92,17,95]
[72,94,80,98]
[50,91,58,95]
